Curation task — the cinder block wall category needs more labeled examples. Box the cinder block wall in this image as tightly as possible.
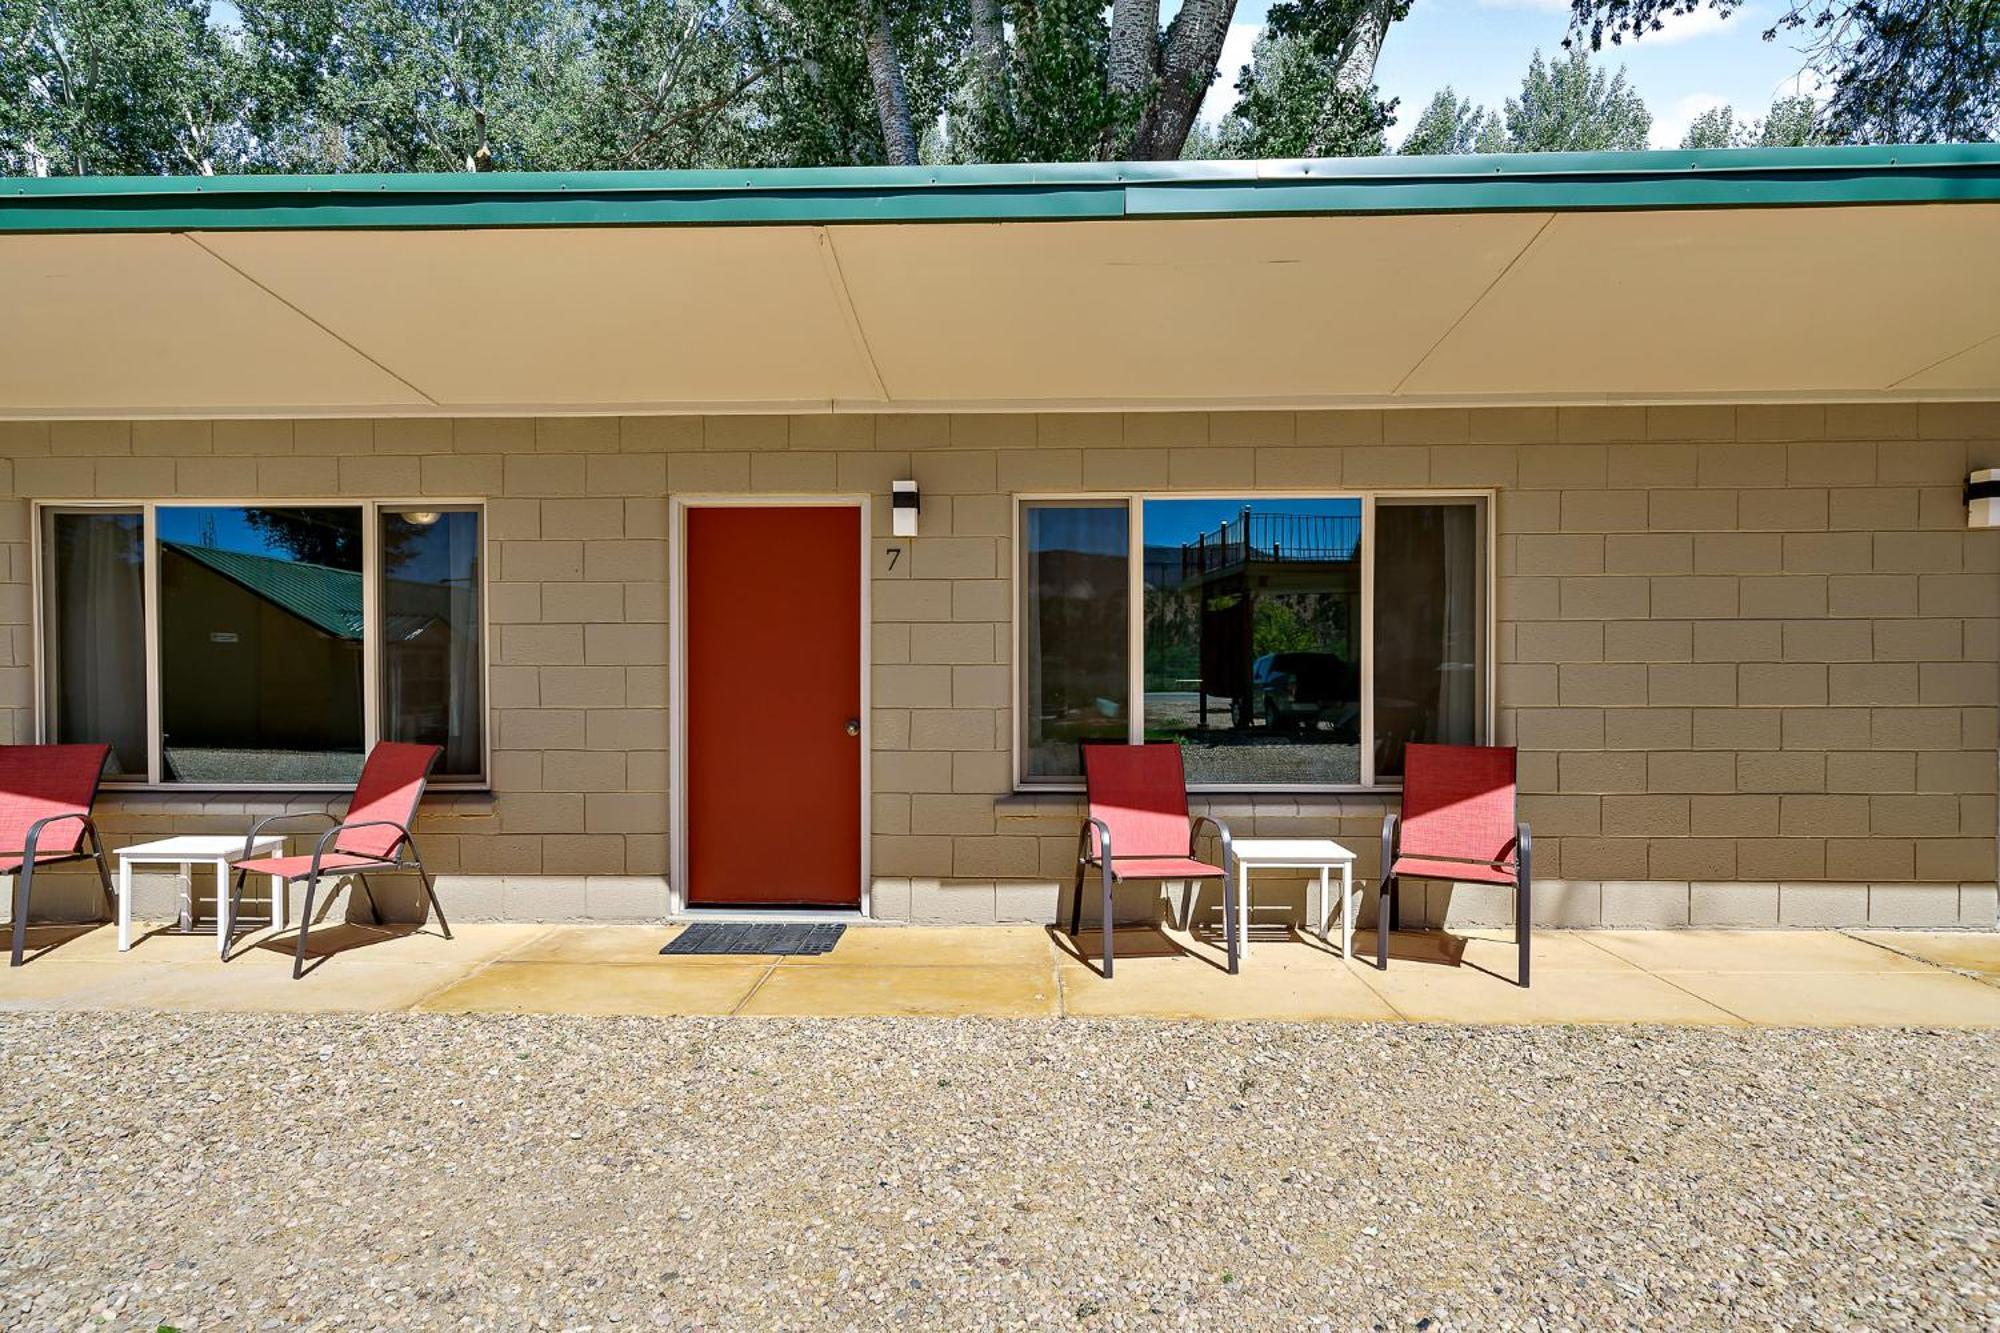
[1,404,1994,930]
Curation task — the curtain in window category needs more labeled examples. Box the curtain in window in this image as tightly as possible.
[1373,501,1482,778]
[383,509,484,778]
[45,511,148,778]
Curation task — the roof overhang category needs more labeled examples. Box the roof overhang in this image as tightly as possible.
[4,146,1997,419]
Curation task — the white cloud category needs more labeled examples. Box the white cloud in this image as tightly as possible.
[1651,90,1731,147]
[1637,7,1746,44]
[1199,22,1265,124]
[1473,0,1570,10]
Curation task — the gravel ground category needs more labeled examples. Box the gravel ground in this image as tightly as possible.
[2,1013,1995,1331]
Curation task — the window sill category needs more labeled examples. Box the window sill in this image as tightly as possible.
[997,790,1398,817]
[97,787,497,815]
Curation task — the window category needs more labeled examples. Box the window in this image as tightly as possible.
[38,501,486,787]
[1017,494,1487,789]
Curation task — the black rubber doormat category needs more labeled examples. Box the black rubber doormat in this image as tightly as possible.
[660,923,848,956]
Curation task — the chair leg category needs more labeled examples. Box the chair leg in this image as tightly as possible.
[1070,857,1085,938]
[292,871,322,979]
[90,833,115,919]
[1376,875,1394,971]
[1100,863,1115,979]
[1220,873,1238,975]
[222,869,250,961]
[417,863,452,939]
[9,862,32,967]
[1516,874,1532,990]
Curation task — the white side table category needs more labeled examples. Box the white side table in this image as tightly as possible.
[1230,838,1359,960]
[115,835,285,955]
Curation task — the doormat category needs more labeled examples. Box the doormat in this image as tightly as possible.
[660,923,848,957]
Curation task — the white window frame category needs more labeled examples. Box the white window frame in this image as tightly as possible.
[31,497,491,791]
[1011,489,1495,794]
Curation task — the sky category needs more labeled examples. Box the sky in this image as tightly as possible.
[1212,0,1823,148]
[209,0,1823,152]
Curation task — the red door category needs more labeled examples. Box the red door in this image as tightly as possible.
[684,505,862,907]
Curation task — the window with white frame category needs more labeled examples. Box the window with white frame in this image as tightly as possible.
[1017,493,1488,789]
[38,501,486,787]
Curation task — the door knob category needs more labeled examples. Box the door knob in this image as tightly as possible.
[844,718,861,737]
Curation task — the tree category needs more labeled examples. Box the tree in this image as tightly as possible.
[1219,0,1408,158]
[1679,104,1741,148]
[1,0,250,176]
[236,0,601,172]
[1502,48,1650,151]
[1400,87,1501,155]
[1221,24,1394,156]
[1757,93,1821,145]
[1679,93,1826,148]
[1567,0,1998,142]
[1102,0,1240,160]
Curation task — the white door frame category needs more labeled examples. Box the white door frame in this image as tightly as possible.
[668,494,872,917]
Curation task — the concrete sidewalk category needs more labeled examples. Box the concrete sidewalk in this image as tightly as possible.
[4,919,1998,1026]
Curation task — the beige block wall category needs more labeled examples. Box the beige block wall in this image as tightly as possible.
[1,403,1995,930]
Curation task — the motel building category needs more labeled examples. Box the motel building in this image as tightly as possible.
[1,146,1996,940]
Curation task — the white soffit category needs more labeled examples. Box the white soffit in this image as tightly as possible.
[822,212,1553,402]
[0,232,426,413]
[0,203,1996,417]
[1400,203,2000,399]
[196,225,882,408]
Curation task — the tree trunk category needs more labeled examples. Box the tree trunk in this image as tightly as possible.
[863,0,920,165]
[1107,0,1161,97]
[968,0,1008,118]
[1130,0,1237,160]
[1335,0,1395,96]
[1103,0,1161,157]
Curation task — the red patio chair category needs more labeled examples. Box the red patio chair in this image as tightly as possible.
[4,744,114,967]
[1073,742,1237,979]
[1378,743,1533,986]
[226,741,449,977]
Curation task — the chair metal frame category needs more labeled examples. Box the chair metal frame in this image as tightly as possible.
[225,747,451,978]
[1377,744,1533,987]
[6,745,114,967]
[1070,742,1239,979]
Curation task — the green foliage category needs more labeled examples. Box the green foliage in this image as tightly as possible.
[1,0,250,175]
[1679,94,1826,149]
[1401,51,1646,155]
[1757,94,1821,146]
[1252,599,1319,656]
[1503,48,1650,151]
[1566,0,1997,142]
[1222,27,1395,158]
[998,0,1139,163]
[1399,86,1500,155]
[1679,104,1740,149]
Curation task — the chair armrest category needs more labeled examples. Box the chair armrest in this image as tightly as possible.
[1079,816,1112,865]
[1380,811,1400,878]
[307,820,415,875]
[244,810,339,862]
[12,812,93,863]
[1189,815,1233,878]
[1516,821,1531,872]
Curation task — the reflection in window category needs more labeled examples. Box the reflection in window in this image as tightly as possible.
[157,506,366,784]
[382,509,484,779]
[43,510,147,779]
[1144,499,1362,785]
[1374,501,1483,778]
[1021,504,1128,782]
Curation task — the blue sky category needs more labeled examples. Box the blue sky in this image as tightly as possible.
[1214,0,1822,147]
[210,0,1820,151]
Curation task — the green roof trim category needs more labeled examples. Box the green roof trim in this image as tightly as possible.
[5,145,1999,233]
